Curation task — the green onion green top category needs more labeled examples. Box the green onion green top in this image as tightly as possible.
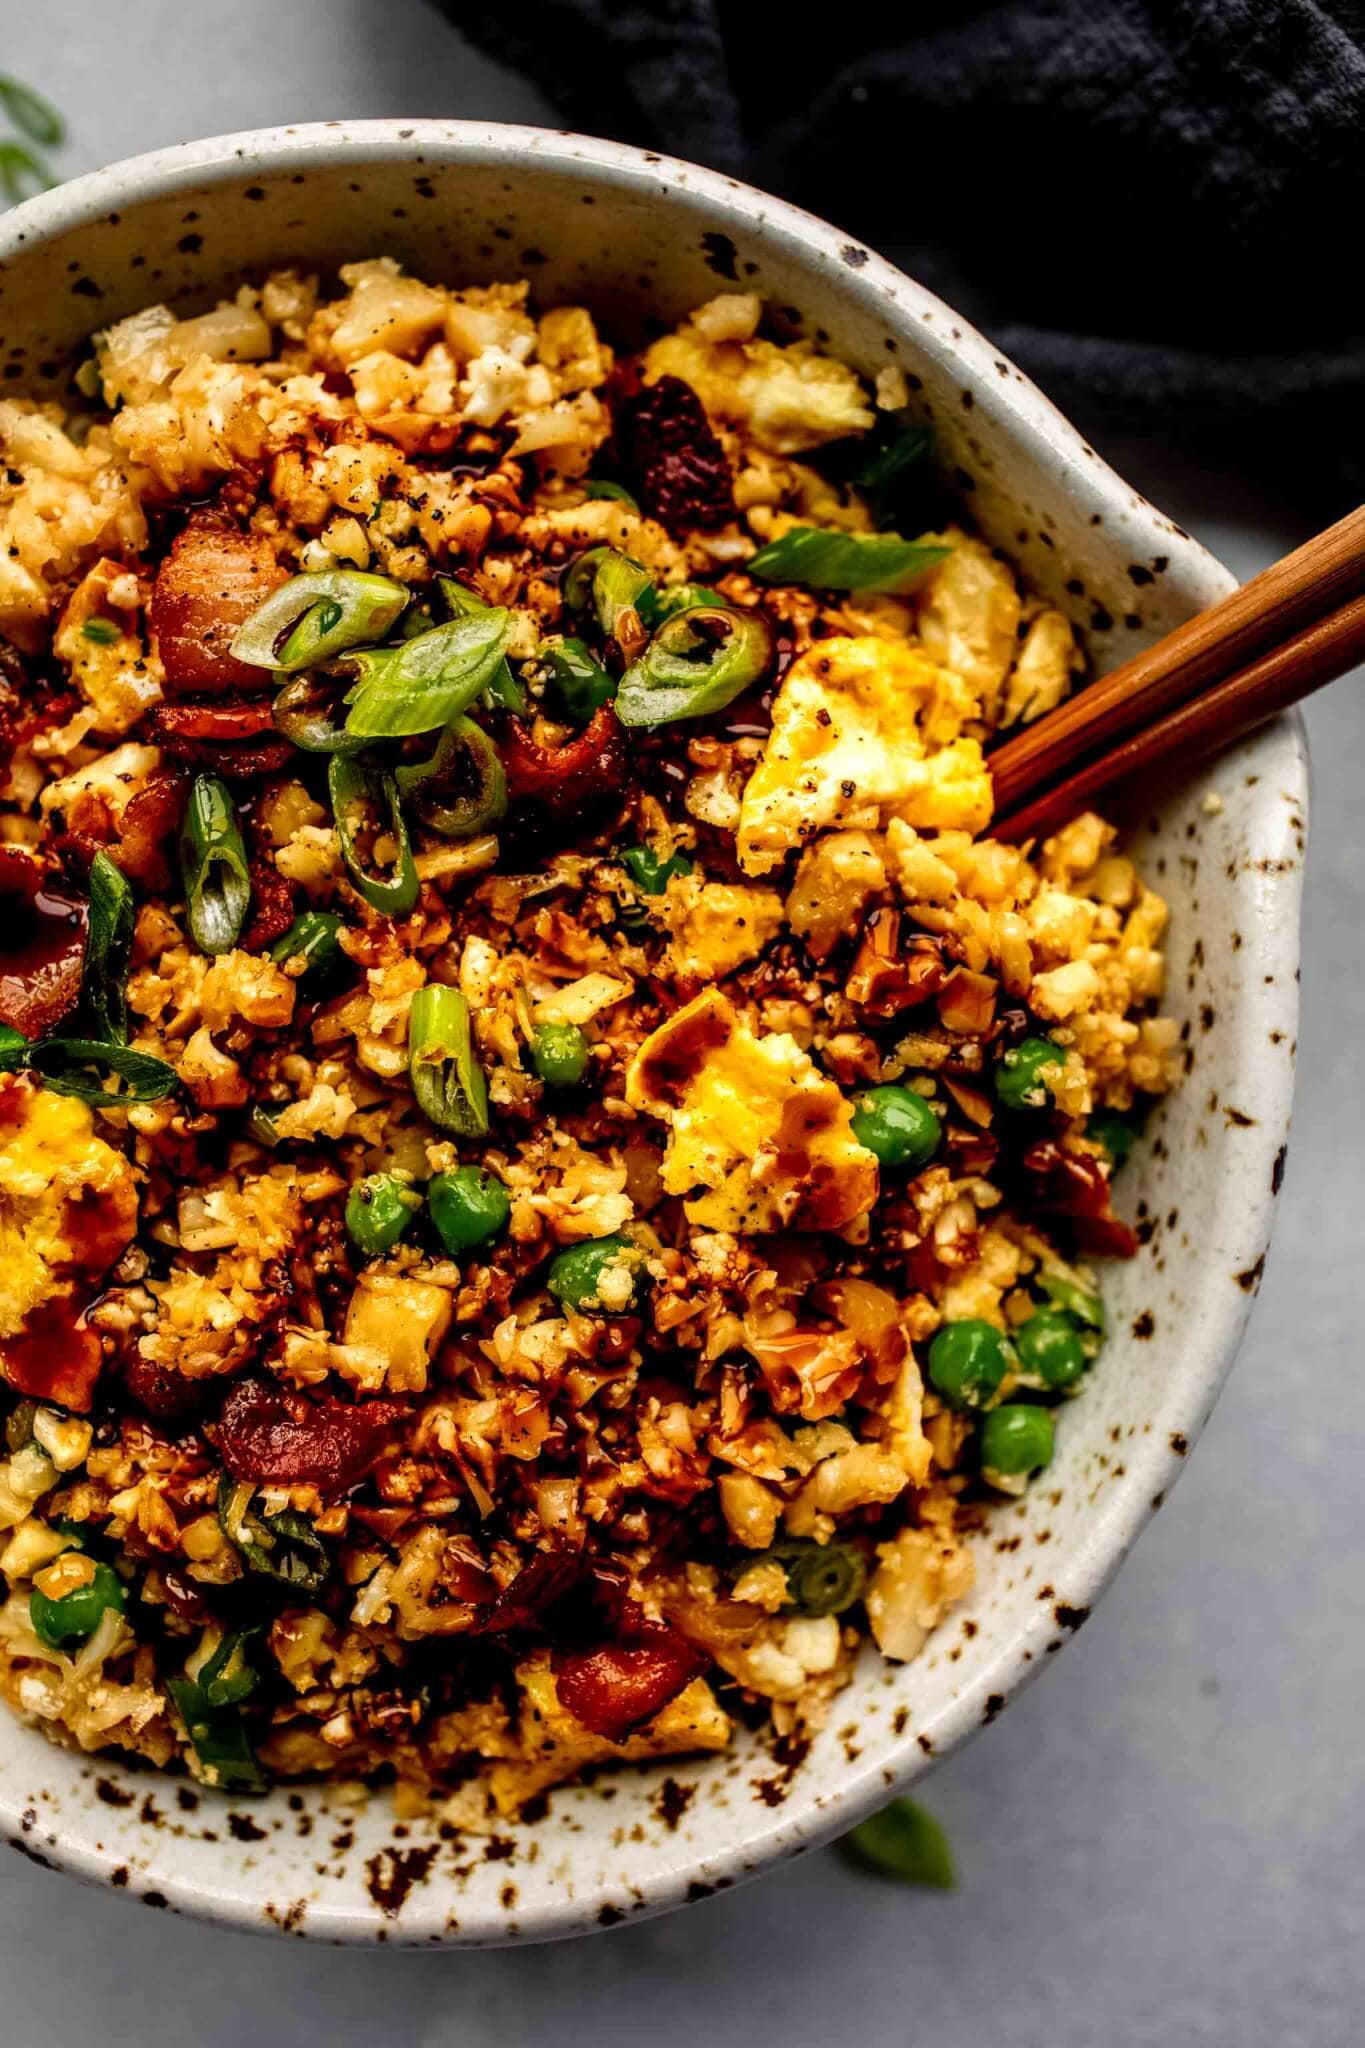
[615,605,772,727]
[230,569,408,672]
[344,612,511,738]
[408,983,489,1138]
[79,850,135,1045]
[180,774,251,956]
[746,525,949,595]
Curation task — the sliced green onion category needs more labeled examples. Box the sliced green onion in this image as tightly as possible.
[563,546,654,636]
[230,569,409,672]
[0,1025,28,1069]
[755,1538,866,1617]
[394,715,506,838]
[80,850,134,1045]
[583,479,639,510]
[272,671,369,755]
[619,845,693,896]
[746,526,950,595]
[0,75,65,147]
[79,617,121,646]
[167,1675,265,1796]
[23,1039,178,1108]
[637,581,724,629]
[267,910,346,985]
[180,774,251,956]
[615,605,772,726]
[328,754,418,916]
[543,637,616,722]
[851,422,933,525]
[0,142,53,205]
[192,1627,260,1709]
[842,1799,955,1888]
[216,1477,330,1595]
[438,577,525,713]
[343,612,510,739]
[407,983,488,1138]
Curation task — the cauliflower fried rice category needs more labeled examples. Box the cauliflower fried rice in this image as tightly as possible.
[0,263,1177,1821]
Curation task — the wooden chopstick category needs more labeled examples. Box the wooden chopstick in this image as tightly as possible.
[992,586,1365,844]
[989,503,1365,821]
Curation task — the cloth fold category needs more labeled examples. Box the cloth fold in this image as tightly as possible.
[442,0,1365,516]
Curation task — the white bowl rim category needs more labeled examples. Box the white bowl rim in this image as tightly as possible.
[0,118,1306,1946]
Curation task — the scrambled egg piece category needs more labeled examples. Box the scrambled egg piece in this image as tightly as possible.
[659,874,784,981]
[483,1653,731,1814]
[911,530,1021,720]
[644,295,874,455]
[0,1076,137,1408]
[736,635,993,876]
[52,560,162,736]
[0,1078,136,1342]
[626,989,877,1233]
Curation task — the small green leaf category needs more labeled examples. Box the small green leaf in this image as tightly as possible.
[842,1799,956,1888]
[0,75,65,147]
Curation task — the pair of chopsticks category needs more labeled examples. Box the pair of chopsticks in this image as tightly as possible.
[989,504,1365,842]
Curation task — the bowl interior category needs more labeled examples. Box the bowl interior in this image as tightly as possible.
[0,123,1305,1944]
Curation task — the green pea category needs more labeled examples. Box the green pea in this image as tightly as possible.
[995,1035,1062,1113]
[30,1559,125,1648]
[1087,1107,1138,1167]
[619,845,693,896]
[1014,1309,1087,1390]
[546,1234,642,1314]
[531,1022,590,1088]
[980,1403,1055,1480]
[851,1084,941,1170]
[428,1165,510,1257]
[927,1319,1009,1410]
[344,1173,422,1258]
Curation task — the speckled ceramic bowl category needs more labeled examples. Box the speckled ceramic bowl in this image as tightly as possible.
[0,121,1305,1945]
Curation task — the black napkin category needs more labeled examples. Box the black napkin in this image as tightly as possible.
[442,0,1365,520]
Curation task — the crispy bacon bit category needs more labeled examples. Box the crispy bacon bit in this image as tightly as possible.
[0,846,86,1040]
[0,1295,105,1412]
[216,1380,406,1495]
[116,771,189,890]
[241,852,298,952]
[123,1353,211,1424]
[476,1549,588,1636]
[620,374,735,533]
[149,514,286,697]
[502,704,629,829]
[1019,1138,1140,1259]
[149,698,293,779]
[847,910,948,1018]
[0,636,77,773]
[555,1618,706,1741]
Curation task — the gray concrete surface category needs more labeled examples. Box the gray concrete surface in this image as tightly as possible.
[0,7,1360,2042]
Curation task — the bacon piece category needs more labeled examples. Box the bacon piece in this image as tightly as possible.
[0,846,86,1040]
[241,853,298,952]
[216,1380,406,1495]
[1019,1137,1140,1259]
[476,1550,588,1636]
[0,1296,105,1413]
[502,704,629,827]
[116,770,189,891]
[149,515,286,696]
[123,1353,211,1423]
[620,374,735,533]
[149,698,293,779]
[555,1619,707,1742]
